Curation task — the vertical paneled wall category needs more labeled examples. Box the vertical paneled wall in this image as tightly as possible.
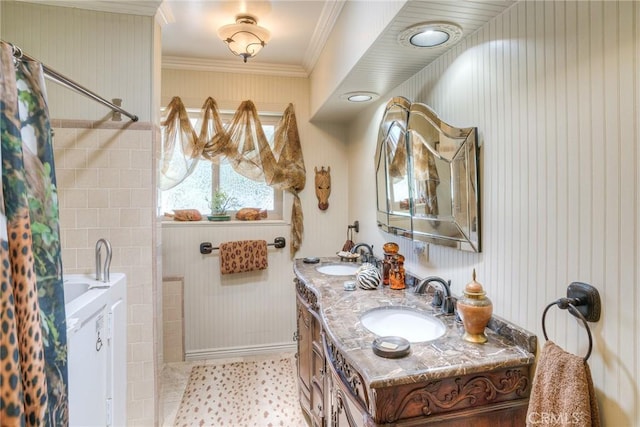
[1,1,153,121]
[161,69,350,356]
[349,1,639,424]
[162,223,296,358]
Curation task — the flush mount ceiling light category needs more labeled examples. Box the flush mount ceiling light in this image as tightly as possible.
[398,22,463,49]
[341,92,380,103]
[218,14,271,63]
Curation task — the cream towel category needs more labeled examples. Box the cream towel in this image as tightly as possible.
[526,341,600,426]
[219,240,268,274]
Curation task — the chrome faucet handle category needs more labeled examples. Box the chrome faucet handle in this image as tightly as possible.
[95,238,112,283]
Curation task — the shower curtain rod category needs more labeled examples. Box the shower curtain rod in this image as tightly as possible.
[6,42,139,122]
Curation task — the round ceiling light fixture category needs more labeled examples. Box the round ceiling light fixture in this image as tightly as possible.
[341,92,380,103]
[398,22,463,49]
[218,14,271,63]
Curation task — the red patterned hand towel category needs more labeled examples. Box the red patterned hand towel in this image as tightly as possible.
[219,240,268,274]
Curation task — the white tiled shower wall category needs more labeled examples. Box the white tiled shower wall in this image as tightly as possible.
[53,122,157,425]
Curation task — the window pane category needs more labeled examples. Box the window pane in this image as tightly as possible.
[220,160,274,210]
[161,160,212,213]
[160,111,284,218]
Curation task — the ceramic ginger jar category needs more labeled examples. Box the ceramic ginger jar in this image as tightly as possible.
[456,269,493,343]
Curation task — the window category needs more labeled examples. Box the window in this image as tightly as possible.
[161,111,284,219]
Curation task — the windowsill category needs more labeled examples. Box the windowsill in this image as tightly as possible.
[161,218,289,227]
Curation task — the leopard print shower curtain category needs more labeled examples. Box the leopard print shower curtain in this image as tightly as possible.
[0,41,68,426]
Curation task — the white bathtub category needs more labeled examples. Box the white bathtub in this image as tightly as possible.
[64,273,127,427]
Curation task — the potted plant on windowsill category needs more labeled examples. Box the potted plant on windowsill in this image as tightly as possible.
[207,190,238,221]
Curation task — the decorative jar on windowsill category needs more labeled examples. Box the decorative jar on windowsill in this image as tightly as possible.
[457,269,492,343]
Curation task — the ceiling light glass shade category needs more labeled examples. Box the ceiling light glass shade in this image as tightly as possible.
[340,92,380,103]
[410,29,450,47]
[218,15,271,63]
[348,94,373,102]
[398,22,463,49]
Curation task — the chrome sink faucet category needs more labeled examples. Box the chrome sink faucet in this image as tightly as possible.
[350,243,375,264]
[95,238,112,283]
[415,276,455,315]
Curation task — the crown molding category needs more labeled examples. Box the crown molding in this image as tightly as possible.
[17,0,162,16]
[162,56,309,78]
[156,1,175,26]
[302,0,346,73]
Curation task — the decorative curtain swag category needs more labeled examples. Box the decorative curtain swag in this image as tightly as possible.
[160,97,306,257]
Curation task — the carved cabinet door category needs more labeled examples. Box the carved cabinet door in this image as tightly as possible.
[296,294,313,410]
[328,370,367,427]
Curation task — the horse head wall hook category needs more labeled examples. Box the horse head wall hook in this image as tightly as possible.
[314,166,331,210]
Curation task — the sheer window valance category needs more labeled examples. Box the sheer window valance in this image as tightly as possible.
[160,96,306,257]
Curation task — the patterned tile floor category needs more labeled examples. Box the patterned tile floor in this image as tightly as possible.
[160,352,307,427]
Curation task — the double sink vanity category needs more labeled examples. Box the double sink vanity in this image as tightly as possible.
[294,258,537,427]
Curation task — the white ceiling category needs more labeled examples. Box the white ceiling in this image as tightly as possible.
[161,0,342,77]
[23,0,517,123]
[159,0,516,123]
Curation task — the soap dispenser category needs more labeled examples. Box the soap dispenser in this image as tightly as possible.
[457,269,492,343]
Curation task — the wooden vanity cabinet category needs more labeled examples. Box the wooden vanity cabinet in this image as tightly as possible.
[295,274,532,427]
[296,279,326,427]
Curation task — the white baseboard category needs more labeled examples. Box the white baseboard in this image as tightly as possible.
[185,342,297,361]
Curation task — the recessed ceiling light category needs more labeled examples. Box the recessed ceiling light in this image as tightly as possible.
[398,22,463,49]
[341,92,380,103]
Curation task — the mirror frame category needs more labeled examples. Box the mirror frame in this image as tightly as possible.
[375,97,481,252]
[375,97,413,238]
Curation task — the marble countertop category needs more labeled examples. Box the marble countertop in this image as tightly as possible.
[294,258,537,390]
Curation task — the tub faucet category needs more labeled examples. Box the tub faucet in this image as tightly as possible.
[95,238,112,283]
[350,243,375,264]
[415,276,455,315]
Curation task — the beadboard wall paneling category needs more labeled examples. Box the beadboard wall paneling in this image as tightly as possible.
[162,223,297,358]
[162,66,350,358]
[1,1,153,122]
[349,1,638,425]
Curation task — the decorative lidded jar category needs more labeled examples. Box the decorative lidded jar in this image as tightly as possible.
[456,269,493,343]
[382,242,399,286]
[389,254,406,290]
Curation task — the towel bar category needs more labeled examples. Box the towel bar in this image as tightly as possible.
[541,282,601,361]
[199,237,286,254]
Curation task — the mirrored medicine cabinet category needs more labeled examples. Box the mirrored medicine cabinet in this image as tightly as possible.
[375,96,480,252]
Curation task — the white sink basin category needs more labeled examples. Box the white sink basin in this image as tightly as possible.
[316,264,359,276]
[63,282,90,305]
[360,307,446,343]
